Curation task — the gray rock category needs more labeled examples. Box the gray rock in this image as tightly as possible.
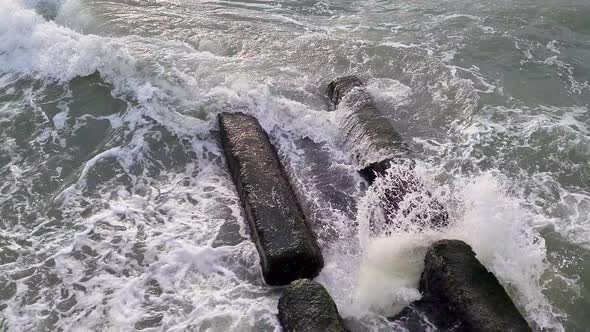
[392,240,532,332]
[218,112,324,285]
[278,279,348,332]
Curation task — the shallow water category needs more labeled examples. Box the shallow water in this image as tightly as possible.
[0,0,589,331]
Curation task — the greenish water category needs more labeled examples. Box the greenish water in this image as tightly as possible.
[0,0,589,330]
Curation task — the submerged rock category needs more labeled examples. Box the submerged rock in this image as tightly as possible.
[326,75,409,173]
[326,76,448,227]
[218,112,324,285]
[392,240,532,332]
[278,279,348,332]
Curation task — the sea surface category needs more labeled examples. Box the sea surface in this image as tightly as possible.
[0,0,589,331]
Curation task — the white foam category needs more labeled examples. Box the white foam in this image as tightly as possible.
[366,78,413,107]
[0,0,580,331]
[546,40,561,54]
[352,235,425,316]
[325,165,565,331]
[52,110,68,129]
[0,0,118,81]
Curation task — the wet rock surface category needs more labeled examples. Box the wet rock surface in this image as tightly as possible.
[392,240,532,332]
[327,76,409,170]
[327,76,448,227]
[278,279,348,332]
[218,112,324,285]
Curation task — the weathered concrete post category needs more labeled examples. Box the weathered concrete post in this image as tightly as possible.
[218,112,324,285]
[326,76,448,227]
[326,75,410,183]
[278,279,348,332]
[392,240,532,332]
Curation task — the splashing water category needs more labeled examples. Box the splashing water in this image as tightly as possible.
[1,0,589,330]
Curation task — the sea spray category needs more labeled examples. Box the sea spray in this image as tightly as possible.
[344,164,562,330]
[1,0,587,330]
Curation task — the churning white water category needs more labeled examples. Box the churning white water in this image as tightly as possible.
[1,0,589,331]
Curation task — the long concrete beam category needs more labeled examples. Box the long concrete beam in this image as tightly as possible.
[218,112,324,285]
[327,75,409,182]
[326,76,448,227]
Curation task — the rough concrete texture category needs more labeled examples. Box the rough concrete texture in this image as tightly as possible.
[218,112,324,285]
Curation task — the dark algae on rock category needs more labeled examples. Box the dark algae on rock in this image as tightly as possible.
[218,112,324,285]
[278,279,348,332]
[393,240,532,332]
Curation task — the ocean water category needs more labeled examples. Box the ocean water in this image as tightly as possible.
[0,0,588,331]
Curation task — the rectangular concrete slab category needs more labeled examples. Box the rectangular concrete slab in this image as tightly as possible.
[218,112,324,285]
